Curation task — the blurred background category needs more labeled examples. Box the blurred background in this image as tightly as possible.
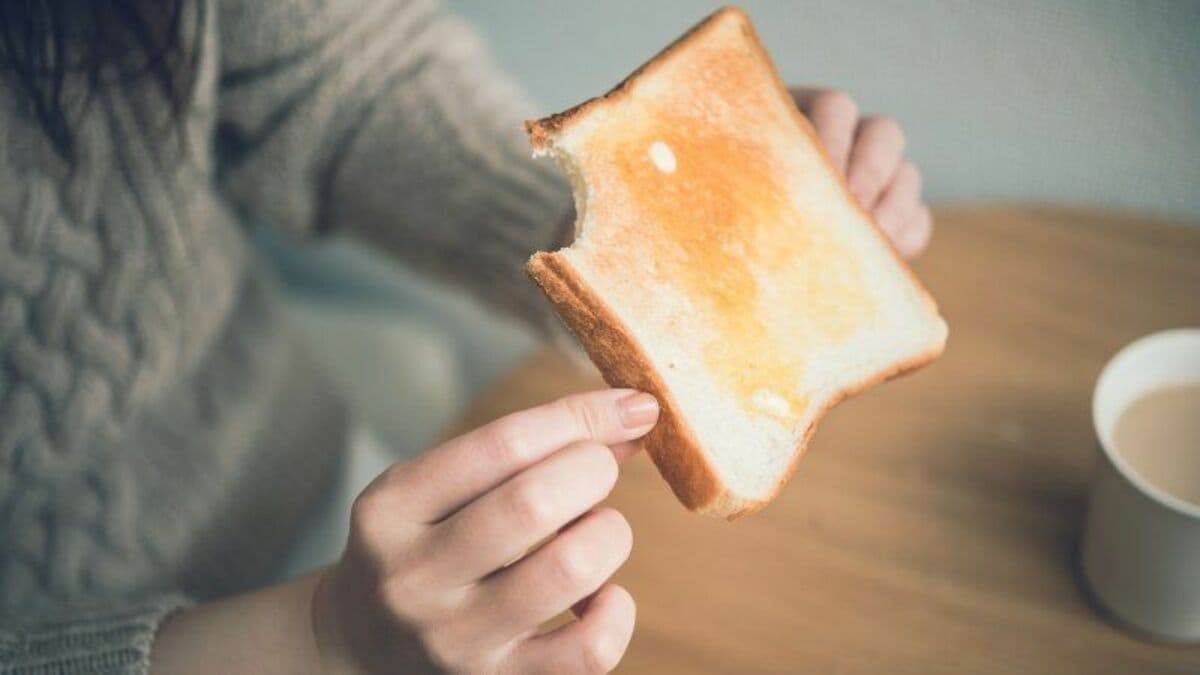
[452,0,1200,220]
[261,3,1200,661]
[260,0,1200,476]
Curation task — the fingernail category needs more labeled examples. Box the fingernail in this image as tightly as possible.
[617,392,659,428]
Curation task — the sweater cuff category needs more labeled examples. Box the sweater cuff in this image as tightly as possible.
[0,594,191,674]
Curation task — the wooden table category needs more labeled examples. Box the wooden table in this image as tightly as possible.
[449,206,1200,674]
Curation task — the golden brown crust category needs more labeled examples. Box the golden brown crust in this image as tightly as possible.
[758,340,946,512]
[732,11,943,316]
[527,252,733,515]
[528,251,944,519]
[524,6,947,519]
[526,6,745,152]
[526,6,942,318]
[717,345,945,518]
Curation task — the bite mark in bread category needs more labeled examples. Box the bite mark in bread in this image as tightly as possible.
[525,7,947,518]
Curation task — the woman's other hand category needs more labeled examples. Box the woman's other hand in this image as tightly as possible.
[791,87,932,259]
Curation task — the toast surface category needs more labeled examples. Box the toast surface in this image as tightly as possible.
[526,7,947,518]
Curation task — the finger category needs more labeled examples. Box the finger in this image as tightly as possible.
[872,161,922,248]
[847,115,906,210]
[458,508,633,649]
[420,441,619,586]
[896,204,934,259]
[791,87,858,173]
[503,584,636,675]
[379,390,658,523]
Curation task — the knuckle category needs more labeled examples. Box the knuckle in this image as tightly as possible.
[868,115,905,145]
[580,630,623,673]
[348,492,389,558]
[350,488,381,527]
[817,89,857,119]
[550,540,595,591]
[486,417,536,467]
[507,481,557,531]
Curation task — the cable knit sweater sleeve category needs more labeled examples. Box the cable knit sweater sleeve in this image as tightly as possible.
[3,2,572,673]
[0,595,191,674]
[216,0,574,330]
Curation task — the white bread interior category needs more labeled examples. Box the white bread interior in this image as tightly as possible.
[527,7,947,517]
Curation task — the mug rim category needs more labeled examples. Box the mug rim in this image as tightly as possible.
[1092,327,1200,520]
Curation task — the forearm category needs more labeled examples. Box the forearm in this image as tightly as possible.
[218,0,574,328]
[149,571,327,674]
[333,78,572,332]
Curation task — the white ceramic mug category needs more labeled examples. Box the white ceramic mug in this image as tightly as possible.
[1080,328,1200,642]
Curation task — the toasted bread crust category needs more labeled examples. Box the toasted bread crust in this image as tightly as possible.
[529,251,944,519]
[525,7,947,518]
[525,7,737,152]
[527,251,735,516]
[527,6,941,314]
[762,340,946,510]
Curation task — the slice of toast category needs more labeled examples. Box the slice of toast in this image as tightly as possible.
[526,6,947,518]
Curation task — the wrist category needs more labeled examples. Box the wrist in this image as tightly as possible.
[147,569,338,674]
[308,566,358,675]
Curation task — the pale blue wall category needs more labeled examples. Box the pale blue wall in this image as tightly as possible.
[447,1,1200,220]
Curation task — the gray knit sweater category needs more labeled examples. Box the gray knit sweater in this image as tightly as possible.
[0,1,570,672]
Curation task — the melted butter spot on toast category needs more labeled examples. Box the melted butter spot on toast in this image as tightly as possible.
[577,52,877,425]
[648,140,677,173]
[752,388,792,418]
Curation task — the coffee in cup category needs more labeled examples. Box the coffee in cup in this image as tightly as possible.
[1081,328,1200,643]
[1111,382,1200,506]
